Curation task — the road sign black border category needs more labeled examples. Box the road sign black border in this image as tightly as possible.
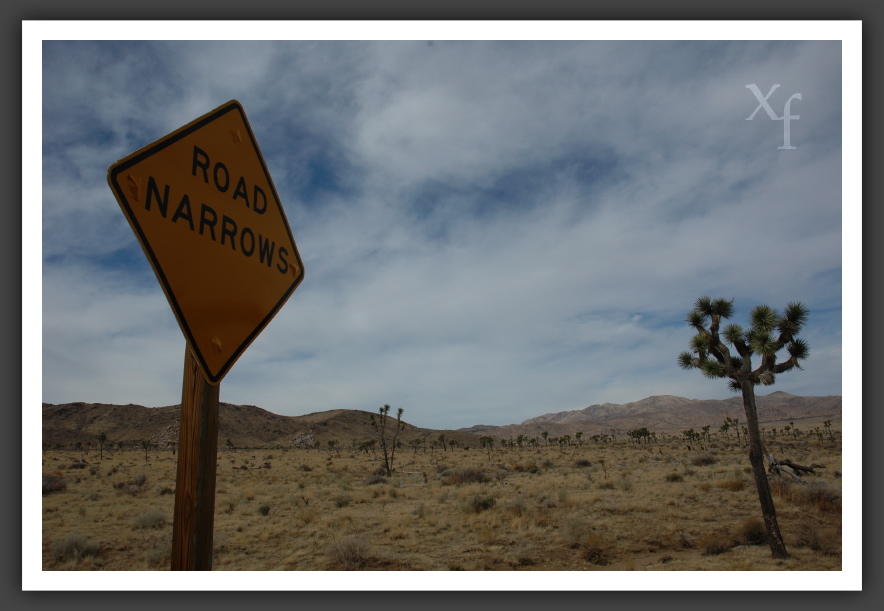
[107,99,305,385]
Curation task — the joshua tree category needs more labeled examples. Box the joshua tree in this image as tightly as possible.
[370,405,405,477]
[823,419,835,442]
[97,432,107,460]
[678,296,809,559]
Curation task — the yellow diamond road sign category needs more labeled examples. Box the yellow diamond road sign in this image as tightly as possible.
[107,100,304,385]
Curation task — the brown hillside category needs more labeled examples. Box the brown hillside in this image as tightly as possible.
[41,402,482,451]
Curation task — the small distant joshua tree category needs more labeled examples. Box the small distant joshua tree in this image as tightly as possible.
[370,405,405,477]
[823,419,835,442]
[678,296,810,559]
[97,432,107,460]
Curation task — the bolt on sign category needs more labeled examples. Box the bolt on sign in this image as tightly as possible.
[107,100,304,384]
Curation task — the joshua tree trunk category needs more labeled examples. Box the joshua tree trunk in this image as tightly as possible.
[741,380,788,559]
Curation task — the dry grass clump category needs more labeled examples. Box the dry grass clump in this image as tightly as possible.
[444,468,489,485]
[797,524,840,555]
[717,478,746,492]
[132,510,166,530]
[113,474,148,496]
[691,453,717,467]
[582,532,615,566]
[52,533,99,562]
[333,494,353,508]
[795,480,841,513]
[42,474,67,494]
[734,517,767,546]
[326,536,372,570]
[770,478,841,513]
[559,515,593,548]
[460,493,496,513]
[363,472,387,485]
[511,461,539,473]
[699,533,733,556]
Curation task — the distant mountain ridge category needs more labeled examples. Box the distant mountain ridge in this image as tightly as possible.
[457,392,842,438]
[42,392,841,450]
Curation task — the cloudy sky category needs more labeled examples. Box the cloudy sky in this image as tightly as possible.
[33,24,858,432]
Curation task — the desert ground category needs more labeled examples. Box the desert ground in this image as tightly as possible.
[41,430,841,572]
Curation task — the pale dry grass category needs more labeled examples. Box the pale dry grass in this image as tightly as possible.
[41,435,842,571]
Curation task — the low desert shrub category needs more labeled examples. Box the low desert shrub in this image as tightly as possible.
[512,462,539,473]
[734,517,767,546]
[691,453,717,467]
[798,524,840,554]
[258,503,272,516]
[560,516,592,548]
[364,473,387,485]
[574,459,592,468]
[444,468,488,485]
[132,509,166,530]
[327,536,372,570]
[502,499,528,518]
[770,478,840,512]
[582,533,614,565]
[615,476,633,492]
[700,534,733,555]
[462,494,496,513]
[42,474,67,494]
[795,480,841,513]
[114,474,148,496]
[665,473,683,482]
[52,533,99,561]
[334,494,353,508]
[717,478,745,492]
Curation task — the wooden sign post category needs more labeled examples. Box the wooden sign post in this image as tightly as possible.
[171,344,220,570]
[107,101,304,571]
